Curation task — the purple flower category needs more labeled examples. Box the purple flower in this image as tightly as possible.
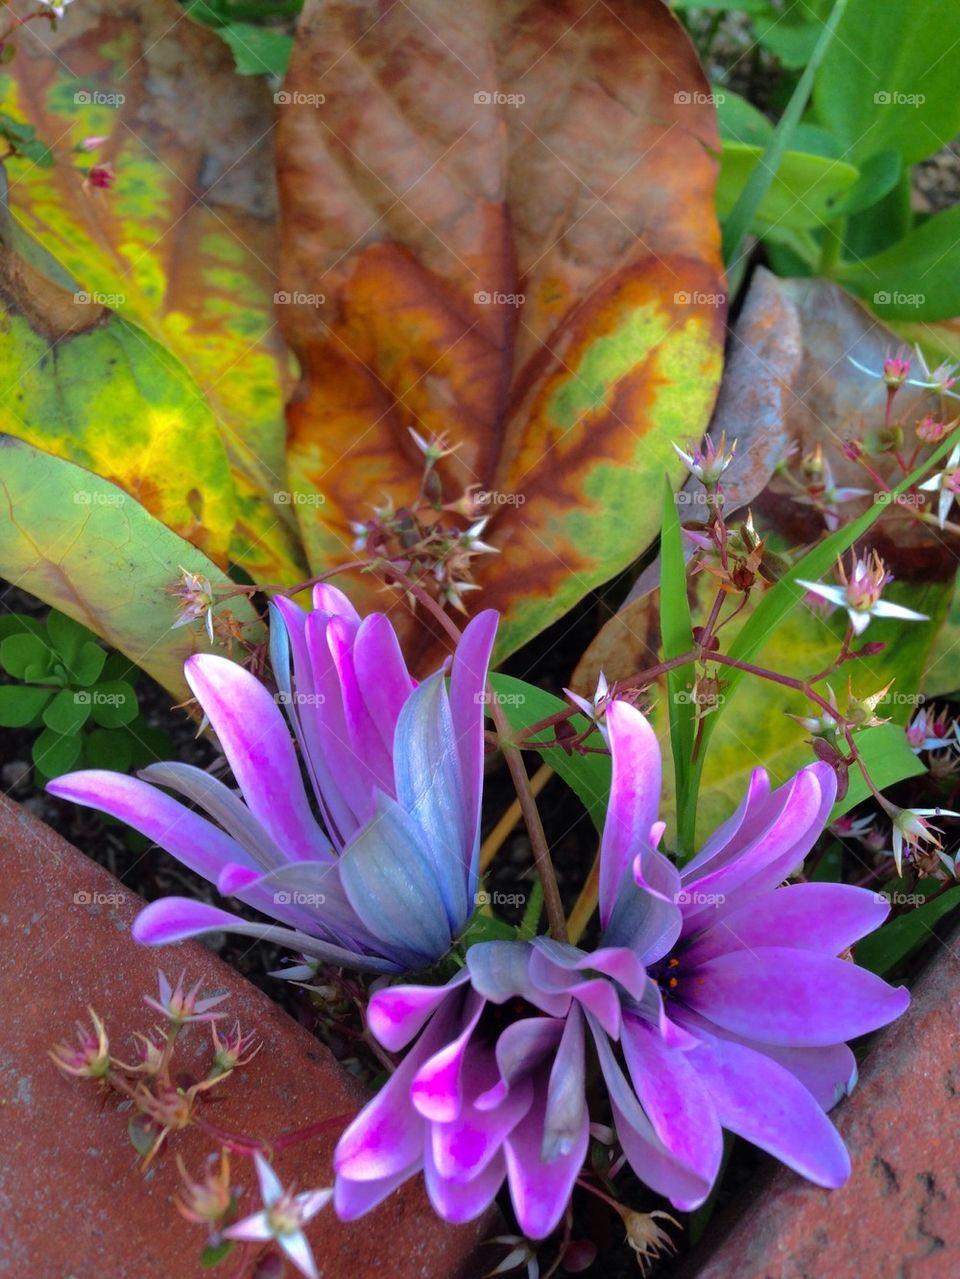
[48,586,497,975]
[334,701,908,1236]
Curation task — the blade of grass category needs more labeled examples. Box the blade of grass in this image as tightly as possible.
[721,0,849,272]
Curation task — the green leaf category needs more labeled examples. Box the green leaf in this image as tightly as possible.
[0,436,264,700]
[0,614,44,642]
[826,150,902,219]
[89,681,139,728]
[856,885,960,975]
[219,23,293,77]
[838,205,960,321]
[814,0,960,166]
[717,143,860,231]
[47,609,96,664]
[0,684,54,727]
[722,0,849,267]
[461,910,517,948]
[42,687,93,736]
[200,1238,235,1269]
[488,674,611,833]
[517,879,545,940]
[71,640,108,687]
[32,727,83,778]
[660,477,696,852]
[0,631,52,680]
[716,89,773,148]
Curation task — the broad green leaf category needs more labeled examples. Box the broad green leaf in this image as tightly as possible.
[89,680,139,728]
[717,143,860,231]
[838,206,960,321]
[0,436,263,700]
[716,90,771,149]
[42,687,93,737]
[814,0,960,166]
[0,632,52,681]
[488,674,611,833]
[856,885,960,975]
[279,0,725,666]
[0,684,54,728]
[47,610,95,665]
[32,727,83,778]
[826,150,902,220]
[660,476,696,850]
[0,0,306,584]
[71,641,109,688]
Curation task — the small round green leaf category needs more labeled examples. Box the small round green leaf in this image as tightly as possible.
[0,684,54,727]
[42,687,93,736]
[32,727,83,778]
[0,631,52,680]
[89,680,139,728]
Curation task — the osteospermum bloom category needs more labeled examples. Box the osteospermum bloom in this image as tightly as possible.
[49,587,497,975]
[333,703,907,1235]
[797,551,928,636]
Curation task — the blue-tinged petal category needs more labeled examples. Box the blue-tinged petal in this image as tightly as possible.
[599,702,663,928]
[139,761,304,872]
[465,941,570,1016]
[47,771,254,884]
[602,871,682,966]
[681,768,770,876]
[131,899,397,971]
[448,610,498,872]
[334,1163,420,1221]
[394,672,470,932]
[185,655,328,862]
[542,1005,587,1160]
[337,792,455,970]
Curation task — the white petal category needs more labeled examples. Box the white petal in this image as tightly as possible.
[254,1152,284,1207]
[294,1188,333,1221]
[281,1231,320,1279]
[870,601,929,623]
[224,1210,274,1242]
[848,608,872,636]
